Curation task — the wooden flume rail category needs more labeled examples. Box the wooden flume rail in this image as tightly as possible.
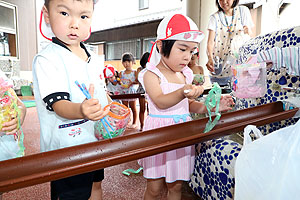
[109,88,230,100]
[0,101,298,193]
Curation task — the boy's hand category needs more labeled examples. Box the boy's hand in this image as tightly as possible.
[80,84,110,121]
[183,84,204,99]
[218,95,235,112]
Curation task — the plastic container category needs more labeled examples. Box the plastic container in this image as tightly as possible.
[94,102,130,140]
[231,62,267,98]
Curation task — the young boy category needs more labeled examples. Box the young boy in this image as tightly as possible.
[33,0,109,199]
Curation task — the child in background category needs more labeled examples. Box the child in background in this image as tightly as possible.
[0,70,26,200]
[33,0,110,199]
[188,48,205,86]
[138,14,234,200]
[0,71,26,157]
[119,52,138,129]
[103,64,123,103]
[136,52,150,131]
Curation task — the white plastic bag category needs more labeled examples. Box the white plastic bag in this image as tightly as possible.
[235,122,300,200]
[230,33,251,55]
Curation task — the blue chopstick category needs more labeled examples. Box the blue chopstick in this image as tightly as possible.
[75,81,90,99]
[75,81,113,138]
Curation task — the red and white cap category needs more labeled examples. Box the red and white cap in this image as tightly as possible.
[103,64,115,78]
[148,14,205,67]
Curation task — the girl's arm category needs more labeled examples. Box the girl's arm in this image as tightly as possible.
[132,70,139,85]
[189,100,207,114]
[143,71,203,109]
[106,93,113,104]
[17,97,26,125]
[198,65,204,75]
[206,30,216,72]
[189,95,235,114]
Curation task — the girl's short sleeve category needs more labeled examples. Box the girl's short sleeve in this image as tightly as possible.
[240,6,254,28]
[207,14,217,32]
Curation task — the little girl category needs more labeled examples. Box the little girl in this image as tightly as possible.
[119,52,138,129]
[188,48,205,86]
[138,14,234,200]
[103,64,123,103]
[136,52,150,131]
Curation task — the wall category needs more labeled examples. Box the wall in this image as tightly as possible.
[279,2,300,30]
[4,0,37,80]
[92,0,184,32]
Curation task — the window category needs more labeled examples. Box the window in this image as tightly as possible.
[0,2,18,57]
[106,39,141,60]
[139,0,149,10]
[142,37,155,54]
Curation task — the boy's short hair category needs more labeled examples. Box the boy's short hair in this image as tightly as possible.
[121,52,135,63]
[160,40,176,58]
[44,0,98,9]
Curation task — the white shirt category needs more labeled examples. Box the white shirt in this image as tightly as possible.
[208,6,254,32]
[33,41,108,152]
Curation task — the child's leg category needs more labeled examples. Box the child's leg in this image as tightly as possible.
[144,178,165,200]
[50,170,96,200]
[89,182,102,200]
[89,169,104,200]
[166,180,183,200]
[122,100,129,107]
[138,97,146,131]
[129,100,137,128]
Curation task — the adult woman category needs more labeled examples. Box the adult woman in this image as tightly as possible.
[206,0,254,86]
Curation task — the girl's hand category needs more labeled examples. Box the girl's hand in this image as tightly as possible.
[183,84,204,99]
[218,95,235,112]
[1,117,19,140]
[128,79,133,87]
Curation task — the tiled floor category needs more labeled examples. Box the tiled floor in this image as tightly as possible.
[2,106,201,200]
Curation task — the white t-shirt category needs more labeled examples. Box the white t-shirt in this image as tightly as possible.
[207,6,254,32]
[106,81,123,95]
[0,69,20,161]
[33,40,108,152]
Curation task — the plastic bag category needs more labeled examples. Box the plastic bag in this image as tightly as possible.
[94,102,130,140]
[235,122,300,200]
[0,77,25,160]
[230,33,251,55]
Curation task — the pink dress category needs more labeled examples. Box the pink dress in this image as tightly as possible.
[138,64,195,183]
